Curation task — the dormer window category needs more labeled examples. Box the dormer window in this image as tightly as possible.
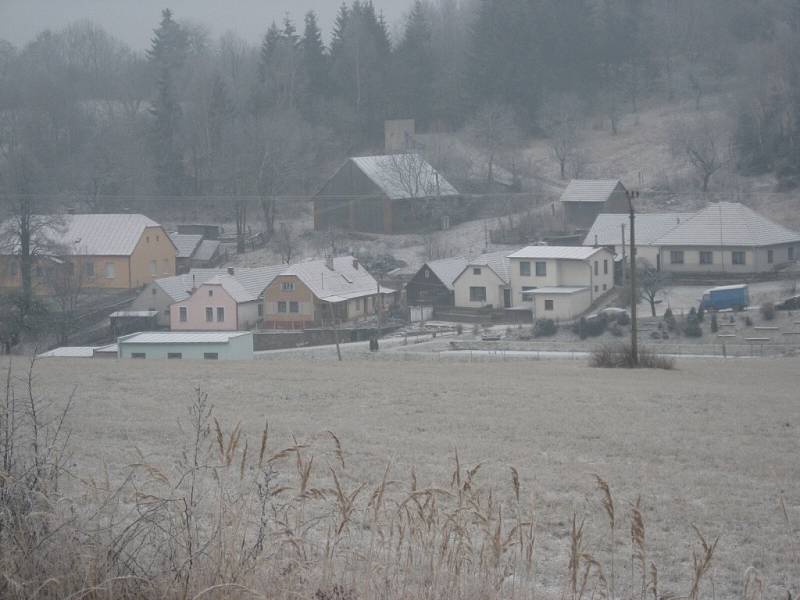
[281,282,295,292]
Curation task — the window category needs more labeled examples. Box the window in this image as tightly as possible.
[473,267,482,275]
[146,236,150,243]
[131,352,146,359]
[594,261,599,275]
[469,286,487,302]
[105,262,115,279]
[216,307,225,322]
[535,261,547,276]
[544,299,554,311]
[281,281,295,291]
[767,249,774,264]
[789,247,796,261]
[179,306,188,322]
[203,352,219,360]
[258,303,263,317]
[670,251,684,265]
[732,251,746,265]
[149,260,157,275]
[205,307,213,322]
[699,251,713,265]
[519,261,531,276]
[594,285,599,292]
[603,259,608,275]
[289,301,299,313]
[355,298,362,311]
[277,301,287,313]
[163,258,169,273]
[151,287,157,295]
[167,352,182,359]
[208,289,213,297]
[424,269,430,278]
[84,261,95,277]
[602,284,607,291]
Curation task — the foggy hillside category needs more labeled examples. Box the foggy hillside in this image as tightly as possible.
[2,0,800,204]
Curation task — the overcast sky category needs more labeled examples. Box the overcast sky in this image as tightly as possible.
[0,0,408,50]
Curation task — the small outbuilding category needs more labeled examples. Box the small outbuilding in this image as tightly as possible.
[405,256,469,307]
[560,179,628,228]
[117,331,253,360]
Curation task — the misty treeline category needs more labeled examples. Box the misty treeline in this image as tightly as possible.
[2,0,800,209]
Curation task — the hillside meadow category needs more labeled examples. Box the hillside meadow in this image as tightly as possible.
[1,355,797,599]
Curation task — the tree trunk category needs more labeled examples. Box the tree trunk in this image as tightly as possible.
[560,158,566,180]
[650,298,657,317]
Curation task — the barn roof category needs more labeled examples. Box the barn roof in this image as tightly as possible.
[560,180,624,204]
[654,202,800,247]
[348,154,459,200]
[169,233,203,258]
[423,256,470,291]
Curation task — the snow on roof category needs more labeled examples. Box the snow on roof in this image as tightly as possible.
[110,310,159,318]
[1,214,169,256]
[423,256,470,290]
[349,154,459,200]
[654,202,800,247]
[281,256,384,302]
[705,284,748,293]
[507,246,607,260]
[192,239,221,262]
[154,265,284,303]
[119,331,251,344]
[583,213,695,247]
[169,233,203,258]
[458,250,514,284]
[37,346,97,358]
[560,179,624,203]
[529,287,589,295]
[204,274,257,303]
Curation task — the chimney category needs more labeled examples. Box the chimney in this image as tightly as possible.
[352,258,359,270]
[227,267,234,276]
[325,255,334,271]
[191,273,197,292]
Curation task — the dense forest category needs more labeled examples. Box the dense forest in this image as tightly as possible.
[2,0,800,205]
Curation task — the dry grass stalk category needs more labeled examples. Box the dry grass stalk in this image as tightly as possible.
[594,475,616,599]
[631,496,646,600]
[688,525,719,600]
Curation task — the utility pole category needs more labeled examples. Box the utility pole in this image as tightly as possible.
[627,190,639,366]
[327,301,342,362]
[620,223,626,287]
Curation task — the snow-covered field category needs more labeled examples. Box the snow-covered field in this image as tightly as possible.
[25,355,800,599]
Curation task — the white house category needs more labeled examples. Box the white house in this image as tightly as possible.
[452,250,513,309]
[507,246,615,320]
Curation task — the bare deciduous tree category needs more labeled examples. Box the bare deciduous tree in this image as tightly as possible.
[637,259,672,317]
[465,101,521,184]
[671,114,730,192]
[541,94,584,180]
[274,222,295,264]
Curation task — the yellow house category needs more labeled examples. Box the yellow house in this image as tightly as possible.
[0,214,177,290]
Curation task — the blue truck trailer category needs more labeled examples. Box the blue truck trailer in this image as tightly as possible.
[700,284,749,311]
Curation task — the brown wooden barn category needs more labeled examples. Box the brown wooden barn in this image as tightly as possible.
[313,154,459,234]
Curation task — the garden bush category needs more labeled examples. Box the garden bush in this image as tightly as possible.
[533,318,558,337]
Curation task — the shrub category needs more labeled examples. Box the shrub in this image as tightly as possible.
[615,311,630,326]
[744,315,753,326]
[683,317,703,337]
[760,302,776,321]
[650,330,662,340]
[590,343,675,369]
[697,304,705,321]
[455,323,463,335]
[710,313,718,333]
[663,308,677,331]
[609,322,623,337]
[574,314,607,338]
[534,318,558,337]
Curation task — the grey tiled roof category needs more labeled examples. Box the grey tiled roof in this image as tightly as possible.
[560,179,623,203]
[282,256,386,302]
[467,250,514,283]
[583,213,695,247]
[155,265,285,303]
[192,239,221,262]
[1,214,168,256]
[424,256,469,291]
[169,233,203,258]
[654,202,800,247]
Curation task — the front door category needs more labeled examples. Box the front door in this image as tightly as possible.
[503,288,512,308]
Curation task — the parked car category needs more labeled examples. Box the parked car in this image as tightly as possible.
[700,284,749,311]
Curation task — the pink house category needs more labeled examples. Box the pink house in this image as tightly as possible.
[170,275,262,331]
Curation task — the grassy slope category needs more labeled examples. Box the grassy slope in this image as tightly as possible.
[30,355,800,598]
